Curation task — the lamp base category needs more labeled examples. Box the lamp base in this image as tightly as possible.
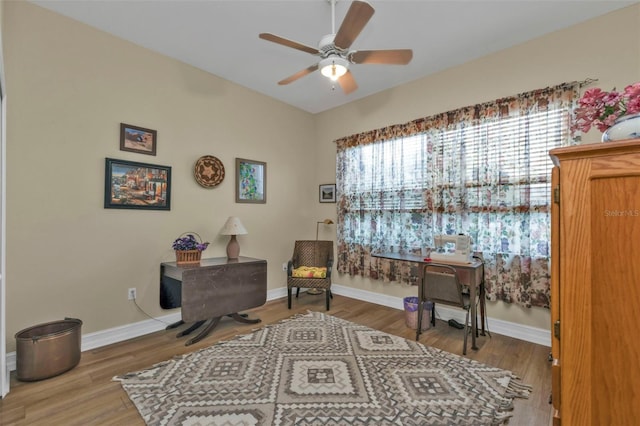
[226,235,240,259]
[306,288,323,295]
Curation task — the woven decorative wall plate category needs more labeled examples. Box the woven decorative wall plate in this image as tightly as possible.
[194,155,225,188]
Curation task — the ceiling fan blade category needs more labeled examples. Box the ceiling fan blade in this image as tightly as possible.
[333,1,375,50]
[350,49,413,65]
[337,70,358,94]
[278,64,320,85]
[259,33,319,55]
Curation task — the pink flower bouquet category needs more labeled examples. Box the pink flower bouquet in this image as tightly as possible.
[572,82,640,133]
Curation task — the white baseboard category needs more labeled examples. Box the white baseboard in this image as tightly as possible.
[6,285,550,372]
[329,284,551,347]
[6,288,287,372]
[6,311,183,373]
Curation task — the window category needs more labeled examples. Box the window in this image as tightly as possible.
[335,82,580,308]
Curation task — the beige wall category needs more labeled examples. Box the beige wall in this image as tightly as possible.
[3,1,317,352]
[3,1,639,353]
[315,4,640,330]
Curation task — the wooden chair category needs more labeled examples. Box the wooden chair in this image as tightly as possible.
[287,240,334,310]
[417,263,471,355]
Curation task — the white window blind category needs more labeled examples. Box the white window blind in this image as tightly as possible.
[341,108,568,214]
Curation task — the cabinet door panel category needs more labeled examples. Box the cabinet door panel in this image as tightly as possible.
[558,158,593,426]
[590,175,640,425]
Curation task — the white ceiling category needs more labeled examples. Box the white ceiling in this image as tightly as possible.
[30,0,637,114]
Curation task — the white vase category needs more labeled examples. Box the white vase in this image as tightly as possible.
[602,113,640,142]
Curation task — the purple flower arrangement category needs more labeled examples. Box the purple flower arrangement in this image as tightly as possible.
[572,82,640,133]
[172,234,209,251]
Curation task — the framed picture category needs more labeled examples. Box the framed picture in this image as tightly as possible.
[236,158,266,203]
[120,123,157,156]
[319,184,336,203]
[104,158,171,210]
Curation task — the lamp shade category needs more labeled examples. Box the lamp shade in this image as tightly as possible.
[220,216,248,236]
[319,57,348,81]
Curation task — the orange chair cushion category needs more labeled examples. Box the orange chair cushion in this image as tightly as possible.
[292,266,327,278]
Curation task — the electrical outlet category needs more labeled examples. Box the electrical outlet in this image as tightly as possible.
[128,288,137,300]
[282,262,287,271]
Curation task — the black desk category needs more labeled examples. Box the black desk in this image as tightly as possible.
[160,256,267,345]
[372,252,486,350]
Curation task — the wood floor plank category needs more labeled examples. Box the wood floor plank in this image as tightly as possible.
[0,294,553,425]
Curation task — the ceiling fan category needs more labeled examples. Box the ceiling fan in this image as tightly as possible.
[259,0,413,95]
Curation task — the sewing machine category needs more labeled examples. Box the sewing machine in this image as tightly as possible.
[430,234,472,264]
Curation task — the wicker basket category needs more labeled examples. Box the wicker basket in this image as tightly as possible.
[173,232,206,265]
[175,249,202,265]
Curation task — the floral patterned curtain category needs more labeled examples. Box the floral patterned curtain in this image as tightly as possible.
[335,82,580,308]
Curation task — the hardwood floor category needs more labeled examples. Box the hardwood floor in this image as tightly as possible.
[0,294,553,425]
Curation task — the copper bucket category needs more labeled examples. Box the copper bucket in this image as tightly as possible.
[15,318,82,381]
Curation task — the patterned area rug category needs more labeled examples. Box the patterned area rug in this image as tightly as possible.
[114,312,531,425]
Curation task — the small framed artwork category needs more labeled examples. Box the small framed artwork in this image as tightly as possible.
[104,158,171,210]
[319,184,336,203]
[120,123,157,156]
[236,158,266,203]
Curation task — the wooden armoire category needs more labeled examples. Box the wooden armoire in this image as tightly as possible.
[549,139,640,425]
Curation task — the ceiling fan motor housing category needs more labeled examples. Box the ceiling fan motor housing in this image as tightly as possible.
[318,34,348,59]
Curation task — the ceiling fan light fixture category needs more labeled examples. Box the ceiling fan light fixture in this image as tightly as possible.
[319,57,348,81]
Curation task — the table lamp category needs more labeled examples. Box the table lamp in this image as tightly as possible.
[220,216,248,259]
[316,218,334,240]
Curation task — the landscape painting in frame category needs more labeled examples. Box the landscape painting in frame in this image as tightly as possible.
[319,184,336,203]
[236,158,266,203]
[104,158,171,210]
[120,123,157,156]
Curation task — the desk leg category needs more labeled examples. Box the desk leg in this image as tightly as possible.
[230,312,261,324]
[416,267,425,341]
[176,320,206,338]
[185,317,221,346]
[166,320,184,330]
[480,281,486,336]
[470,283,478,351]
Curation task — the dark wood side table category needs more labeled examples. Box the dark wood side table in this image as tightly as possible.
[160,256,267,345]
